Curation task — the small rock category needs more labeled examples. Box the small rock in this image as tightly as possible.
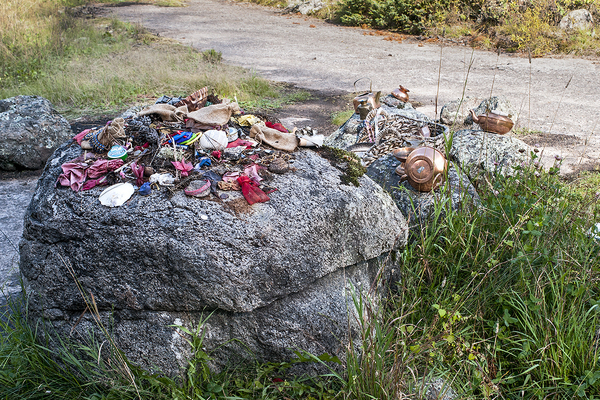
[268,158,292,174]
[283,0,323,15]
[223,146,245,161]
[439,96,481,126]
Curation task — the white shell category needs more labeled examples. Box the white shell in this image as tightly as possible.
[199,130,228,151]
[99,182,135,207]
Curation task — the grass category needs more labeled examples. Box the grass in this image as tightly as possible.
[331,109,355,127]
[0,294,344,399]
[0,0,309,120]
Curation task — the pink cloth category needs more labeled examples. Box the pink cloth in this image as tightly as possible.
[244,164,263,184]
[222,171,241,183]
[87,159,124,179]
[82,176,109,191]
[227,138,255,149]
[57,158,124,192]
[172,161,193,177]
[57,162,88,191]
[131,162,145,187]
[73,129,91,146]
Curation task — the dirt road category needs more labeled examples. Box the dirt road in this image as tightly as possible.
[108,0,600,174]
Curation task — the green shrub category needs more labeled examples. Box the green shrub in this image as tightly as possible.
[336,0,600,55]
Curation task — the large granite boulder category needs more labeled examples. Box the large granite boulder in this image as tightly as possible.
[449,129,533,183]
[20,143,407,376]
[559,9,594,31]
[0,96,72,171]
[367,153,479,224]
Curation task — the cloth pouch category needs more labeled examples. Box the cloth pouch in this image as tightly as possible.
[250,124,298,152]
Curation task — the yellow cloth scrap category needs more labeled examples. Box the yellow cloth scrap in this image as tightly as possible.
[235,114,262,127]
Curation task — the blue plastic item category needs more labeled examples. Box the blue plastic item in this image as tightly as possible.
[173,131,193,144]
[197,157,212,168]
[139,182,151,196]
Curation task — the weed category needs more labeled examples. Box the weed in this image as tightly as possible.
[331,109,355,126]
[512,127,545,136]
[202,49,223,64]
[387,154,600,397]
[0,2,305,119]
[0,278,344,399]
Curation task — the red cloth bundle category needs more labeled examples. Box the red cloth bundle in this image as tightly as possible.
[237,175,269,205]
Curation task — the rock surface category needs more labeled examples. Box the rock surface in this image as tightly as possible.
[559,9,594,31]
[425,377,457,400]
[449,129,533,183]
[20,142,407,375]
[0,96,73,171]
[284,0,323,14]
[439,96,482,126]
[0,174,39,309]
[367,153,479,224]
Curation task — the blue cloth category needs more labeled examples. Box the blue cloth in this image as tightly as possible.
[139,182,151,196]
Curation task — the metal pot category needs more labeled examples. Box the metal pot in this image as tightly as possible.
[357,99,372,120]
[391,85,410,102]
[352,78,381,113]
[470,109,514,135]
[401,147,447,192]
[353,91,381,113]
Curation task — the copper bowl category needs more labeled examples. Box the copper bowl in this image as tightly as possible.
[470,109,514,135]
[395,162,405,176]
[392,147,415,162]
[403,147,447,192]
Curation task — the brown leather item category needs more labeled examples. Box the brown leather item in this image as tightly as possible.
[175,87,209,112]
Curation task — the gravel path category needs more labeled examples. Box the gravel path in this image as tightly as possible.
[108,0,600,174]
